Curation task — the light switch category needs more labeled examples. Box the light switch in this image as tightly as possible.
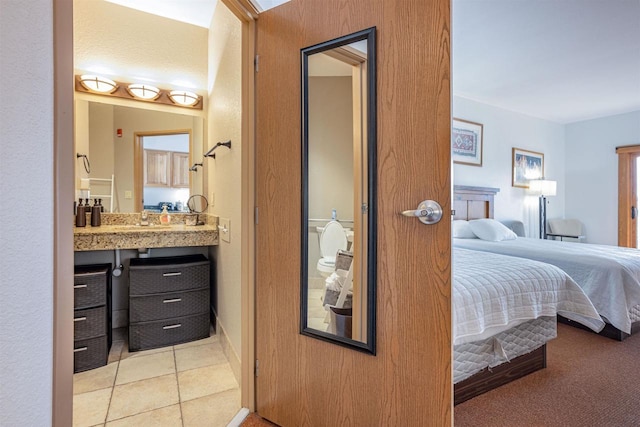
[125,191,132,199]
[219,217,231,243]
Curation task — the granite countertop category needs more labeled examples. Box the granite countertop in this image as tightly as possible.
[74,213,219,251]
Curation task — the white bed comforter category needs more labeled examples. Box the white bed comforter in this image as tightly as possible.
[454,237,640,334]
[454,248,603,345]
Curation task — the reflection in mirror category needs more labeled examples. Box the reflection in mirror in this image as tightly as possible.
[74,100,204,213]
[301,27,376,353]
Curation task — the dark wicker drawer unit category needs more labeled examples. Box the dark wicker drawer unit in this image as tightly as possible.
[129,255,209,295]
[74,336,108,373]
[129,255,210,351]
[129,288,209,323]
[73,264,111,373]
[129,313,210,351]
[74,270,107,309]
[74,306,107,340]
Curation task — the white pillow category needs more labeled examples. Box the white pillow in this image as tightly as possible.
[468,219,518,241]
[452,220,477,239]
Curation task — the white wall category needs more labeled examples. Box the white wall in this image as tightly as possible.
[565,111,640,245]
[74,0,208,91]
[207,2,243,364]
[453,96,566,236]
[0,1,54,424]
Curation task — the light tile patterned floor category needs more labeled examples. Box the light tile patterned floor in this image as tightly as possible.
[73,329,240,427]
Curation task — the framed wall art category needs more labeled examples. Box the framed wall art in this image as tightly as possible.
[452,118,483,167]
[512,147,544,188]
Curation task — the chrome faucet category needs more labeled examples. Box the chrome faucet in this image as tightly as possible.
[140,210,149,226]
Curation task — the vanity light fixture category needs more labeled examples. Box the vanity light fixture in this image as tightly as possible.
[75,75,203,110]
[127,83,160,100]
[169,90,200,107]
[79,75,118,93]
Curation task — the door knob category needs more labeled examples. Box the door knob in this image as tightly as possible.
[400,200,443,225]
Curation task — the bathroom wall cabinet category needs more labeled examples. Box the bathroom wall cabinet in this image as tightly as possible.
[73,264,112,373]
[143,149,189,188]
[128,254,210,351]
[171,152,190,188]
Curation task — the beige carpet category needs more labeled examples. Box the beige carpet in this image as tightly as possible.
[243,323,640,426]
[455,322,640,426]
[241,412,278,426]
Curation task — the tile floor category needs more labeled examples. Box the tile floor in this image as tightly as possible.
[73,328,240,427]
[307,278,329,331]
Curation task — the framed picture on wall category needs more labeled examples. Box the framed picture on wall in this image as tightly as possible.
[452,118,483,167]
[512,147,544,188]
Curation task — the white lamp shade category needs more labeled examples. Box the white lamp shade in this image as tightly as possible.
[127,83,160,100]
[530,179,557,196]
[169,90,199,106]
[80,75,117,93]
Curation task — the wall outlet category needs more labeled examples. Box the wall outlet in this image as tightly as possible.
[125,190,132,199]
[220,217,230,243]
[209,192,215,207]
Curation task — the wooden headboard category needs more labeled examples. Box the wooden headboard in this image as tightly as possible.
[453,185,500,220]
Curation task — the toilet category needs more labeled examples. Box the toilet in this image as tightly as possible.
[316,220,348,278]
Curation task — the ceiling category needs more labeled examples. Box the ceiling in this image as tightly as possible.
[105,0,289,26]
[453,0,640,124]
[105,0,639,124]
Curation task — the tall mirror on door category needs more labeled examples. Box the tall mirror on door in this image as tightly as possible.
[301,27,377,353]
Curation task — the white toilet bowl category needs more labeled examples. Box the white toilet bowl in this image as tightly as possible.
[316,220,348,278]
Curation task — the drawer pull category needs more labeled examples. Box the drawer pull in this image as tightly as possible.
[163,298,182,304]
[74,284,88,289]
[74,347,88,353]
[163,324,182,330]
[73,317,87,322]
[162,272,182,277]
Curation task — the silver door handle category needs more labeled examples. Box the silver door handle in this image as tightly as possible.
[400,200,443,224]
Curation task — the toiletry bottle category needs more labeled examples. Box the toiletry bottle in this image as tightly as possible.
[332,209,337,220]
[75,198,86,227]
[98,198,104,212]
[91,199,101,226]
[160,204,171,225]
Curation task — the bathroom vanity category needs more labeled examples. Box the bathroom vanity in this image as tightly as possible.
[73,213,218,363]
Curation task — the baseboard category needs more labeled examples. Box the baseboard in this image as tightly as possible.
[215,315,242,385]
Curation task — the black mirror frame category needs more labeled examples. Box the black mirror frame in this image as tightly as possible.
[300,27,377,354]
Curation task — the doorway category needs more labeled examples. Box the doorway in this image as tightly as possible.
[616,145,640,248]
[56,0,258,425]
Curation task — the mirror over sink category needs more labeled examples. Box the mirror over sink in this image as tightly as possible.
[74,100,205,214]
[301,27,377,354]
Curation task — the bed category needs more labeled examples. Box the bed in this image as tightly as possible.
[452,185,640,340]
[452,247,603,404]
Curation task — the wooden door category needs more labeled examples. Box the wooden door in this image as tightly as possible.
[255,0,452,425]
[617,145,640,247]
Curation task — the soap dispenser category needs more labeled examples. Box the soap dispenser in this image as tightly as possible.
[160,204,171,225]
[91,198,101,227]
[75,198,86,227]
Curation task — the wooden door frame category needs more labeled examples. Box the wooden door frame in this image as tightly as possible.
[53,0,75,425]
[220,0,259,411]
[616,145,640,247]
